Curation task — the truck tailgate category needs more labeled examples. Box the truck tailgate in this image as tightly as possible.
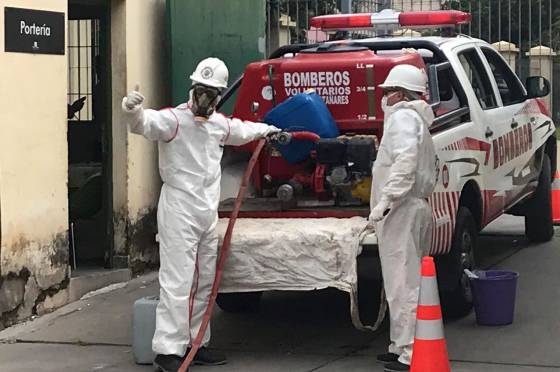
[216,217,368,293]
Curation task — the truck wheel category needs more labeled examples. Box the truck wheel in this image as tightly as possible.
[436,206,477,318]
[216,292,263,313]
[525,154,554,243]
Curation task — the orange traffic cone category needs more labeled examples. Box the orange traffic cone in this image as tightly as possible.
[410,257,451,372]
[553,171,560,225]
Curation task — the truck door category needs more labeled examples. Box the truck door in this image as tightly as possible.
[453,46,513,222]
[478,46,531,206]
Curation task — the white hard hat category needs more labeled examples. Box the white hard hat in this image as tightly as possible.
[378,64,427,95]
[190,57,229,89]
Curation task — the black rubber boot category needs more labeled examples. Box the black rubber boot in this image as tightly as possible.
[186,347,227,366]
[384,361,410,372]
[154,354,186,372]
[376,352,400,363]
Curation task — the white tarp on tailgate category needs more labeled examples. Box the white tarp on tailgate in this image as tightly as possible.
[217,217,367,292]
[215,217,387,330]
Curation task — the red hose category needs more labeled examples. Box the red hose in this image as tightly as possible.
[178,139,267,372]
[290,131,321,143]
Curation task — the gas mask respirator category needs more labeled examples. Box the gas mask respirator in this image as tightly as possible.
[190,84,221,121]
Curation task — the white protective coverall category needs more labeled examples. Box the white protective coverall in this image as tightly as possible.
[370,99,437,365]
[122,101,278,356]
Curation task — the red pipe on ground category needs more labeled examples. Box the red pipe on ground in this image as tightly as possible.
[178,139,267,372]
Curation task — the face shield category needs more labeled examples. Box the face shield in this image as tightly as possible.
[190,84,221,121]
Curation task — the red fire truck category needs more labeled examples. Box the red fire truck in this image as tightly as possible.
[215,9,556,323]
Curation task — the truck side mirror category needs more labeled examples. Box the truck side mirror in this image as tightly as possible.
[526,76,550,99]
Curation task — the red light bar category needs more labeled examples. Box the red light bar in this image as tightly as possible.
[309,13,372,30]
[310,9,471,31]
[399,10,472,28]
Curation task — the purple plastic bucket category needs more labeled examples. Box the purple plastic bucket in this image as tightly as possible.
[470,270,519,326]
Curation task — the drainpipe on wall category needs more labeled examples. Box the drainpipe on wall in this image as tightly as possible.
[378,0,391,11]
[337,0,352,40]
[341,0,352,14]
[377,0,393,36]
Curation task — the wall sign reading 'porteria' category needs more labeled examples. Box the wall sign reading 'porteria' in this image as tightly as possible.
[4,7,65,55]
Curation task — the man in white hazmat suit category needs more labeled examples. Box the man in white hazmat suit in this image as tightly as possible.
[369,64,437,372]
[122,57,281,372]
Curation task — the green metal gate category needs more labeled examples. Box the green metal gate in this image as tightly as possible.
[167,0,266,113]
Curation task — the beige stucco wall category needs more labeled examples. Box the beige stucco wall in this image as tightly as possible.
[110,0,167,267]
[111,0,128,255]
[125,0,168,220]
[0,0,169,326]
[0,0,69,325]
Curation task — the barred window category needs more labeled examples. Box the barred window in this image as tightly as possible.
[67,19,100,121]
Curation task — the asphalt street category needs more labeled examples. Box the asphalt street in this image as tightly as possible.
[0,215,558,371]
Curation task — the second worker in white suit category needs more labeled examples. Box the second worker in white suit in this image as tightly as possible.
[122,58,280,372]
[369,64,438,372]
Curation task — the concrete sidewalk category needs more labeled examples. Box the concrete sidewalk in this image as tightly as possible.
[1,217,559,371]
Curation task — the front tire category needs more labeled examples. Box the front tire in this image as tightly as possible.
[436,206,477,318]
[216,292,263,313]
[525,154,554,243]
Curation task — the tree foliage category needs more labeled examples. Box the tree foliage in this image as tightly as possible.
[268,0,340,43]
[268,0,560,51]
[442,0,560,51]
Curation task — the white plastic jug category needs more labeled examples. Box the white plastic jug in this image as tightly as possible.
[132,296,158,364]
